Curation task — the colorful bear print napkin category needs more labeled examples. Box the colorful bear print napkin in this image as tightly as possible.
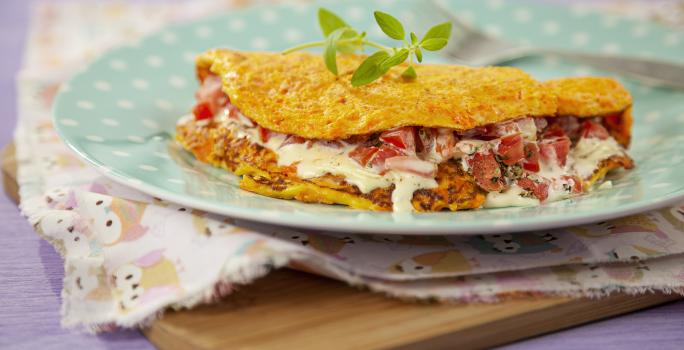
[14,1,684,330]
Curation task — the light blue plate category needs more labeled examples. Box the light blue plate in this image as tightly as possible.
[53,0,684,234]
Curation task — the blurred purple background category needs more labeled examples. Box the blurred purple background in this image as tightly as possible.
[0,1,683,349]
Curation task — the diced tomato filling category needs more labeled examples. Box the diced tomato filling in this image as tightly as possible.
[539,136,571,167]
[280,135,306,147]
[416,128,435,154]
[193,75,228,120]
[434,128,458,158]
[192,101,214,120]
[468,152,506,192]
[517,177,549,201]
[496,133,525,165]
[380,127,416,154]
[349,145,380,167]
[603,113,622,131]
[384,156,437,177]
[258,126,271,143]
[370,145,405,171]
[522,142,540,173]
[580,121,610,140]
[561,175,583,194]
[542,123,567,139]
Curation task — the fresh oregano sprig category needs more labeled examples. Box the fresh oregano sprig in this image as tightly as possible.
[282,8,453,87]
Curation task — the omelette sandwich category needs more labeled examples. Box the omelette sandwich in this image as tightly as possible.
[176,49,634,212]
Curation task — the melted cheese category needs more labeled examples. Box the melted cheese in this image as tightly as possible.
[571,137,624,179]
[484,185,540,208]
[180,111,626,211]
[212,111,437,212]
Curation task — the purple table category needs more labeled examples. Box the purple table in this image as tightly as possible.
[0,1,682,349]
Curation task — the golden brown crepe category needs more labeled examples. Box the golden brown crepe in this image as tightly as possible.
[196,49,632,144]
[178,49,635,212]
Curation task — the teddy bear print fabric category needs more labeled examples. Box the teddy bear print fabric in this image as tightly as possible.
[14,1,684,330]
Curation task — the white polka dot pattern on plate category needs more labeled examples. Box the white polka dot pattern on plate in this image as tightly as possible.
[251,37,270,50]
[195,25,213,38]
[59,118,79,127]
[168,76,187,88]
[127,136,145,143]
[602,43,621,54]
[155,99,174,111]
[112,151,130,157]
[77,100,95,110]
[146,55,164,67]
[94,81,111,91]
[132,79,149,90]
[117,100,135,109]
[161,32,177,44]
[283,28,303,43]
[86,135,104,142]
[142,119,159,129]
[572,32,589,46]
[260,9,278,23]
[139,164,159,172]
[109,59,128,71]
[229,19,246,32]
[101,118,119,127]
[513,9,532,23]
[542,21,559,35]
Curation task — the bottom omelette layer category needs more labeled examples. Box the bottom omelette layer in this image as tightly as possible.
[176,119,634,212]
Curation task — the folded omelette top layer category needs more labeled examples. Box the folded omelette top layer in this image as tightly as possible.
[197,49,632,140]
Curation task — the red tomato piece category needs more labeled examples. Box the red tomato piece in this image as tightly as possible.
[561,175,583,194]
[539,136,571,167]
[517,177,549,201]
[280,135,306,147]
[380,127,416,153]
[348,146,379,167]
[580,121,610,140]
[192,101,214,120]
[542,123,567,139]
[370,145,404,169]
[496,134,525,165]
[603,113,622,131]
[416,128,435,154]
[468,152,506,192]
[434,128,458,158]
[384,156,437,177]
[258,126,271,143]
[522,142,541,172]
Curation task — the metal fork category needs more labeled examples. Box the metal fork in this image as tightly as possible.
[420,0,684,89]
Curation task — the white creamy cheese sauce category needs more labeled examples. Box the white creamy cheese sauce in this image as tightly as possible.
[206,111,437,212]
[484,185,540,208]
[179,111,627,212]
[571,137,624,179]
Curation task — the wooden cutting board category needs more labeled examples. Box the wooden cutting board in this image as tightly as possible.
[2,143,680,349]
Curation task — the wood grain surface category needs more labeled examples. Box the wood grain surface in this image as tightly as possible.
[2,144,680,350]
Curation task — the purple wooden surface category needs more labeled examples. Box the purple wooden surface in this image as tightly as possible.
[0,1,682,349]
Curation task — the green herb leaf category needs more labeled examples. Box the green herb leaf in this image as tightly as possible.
[324,27,349,75]
[318,8,349,37]
[421,38,448,51]
[410,32,418,45]
[380,48,409,70]
[414,46,423,63]
[351,51,391,86]
[421,22,452,42]
[401,65,417,80]
[373,11,405,40]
